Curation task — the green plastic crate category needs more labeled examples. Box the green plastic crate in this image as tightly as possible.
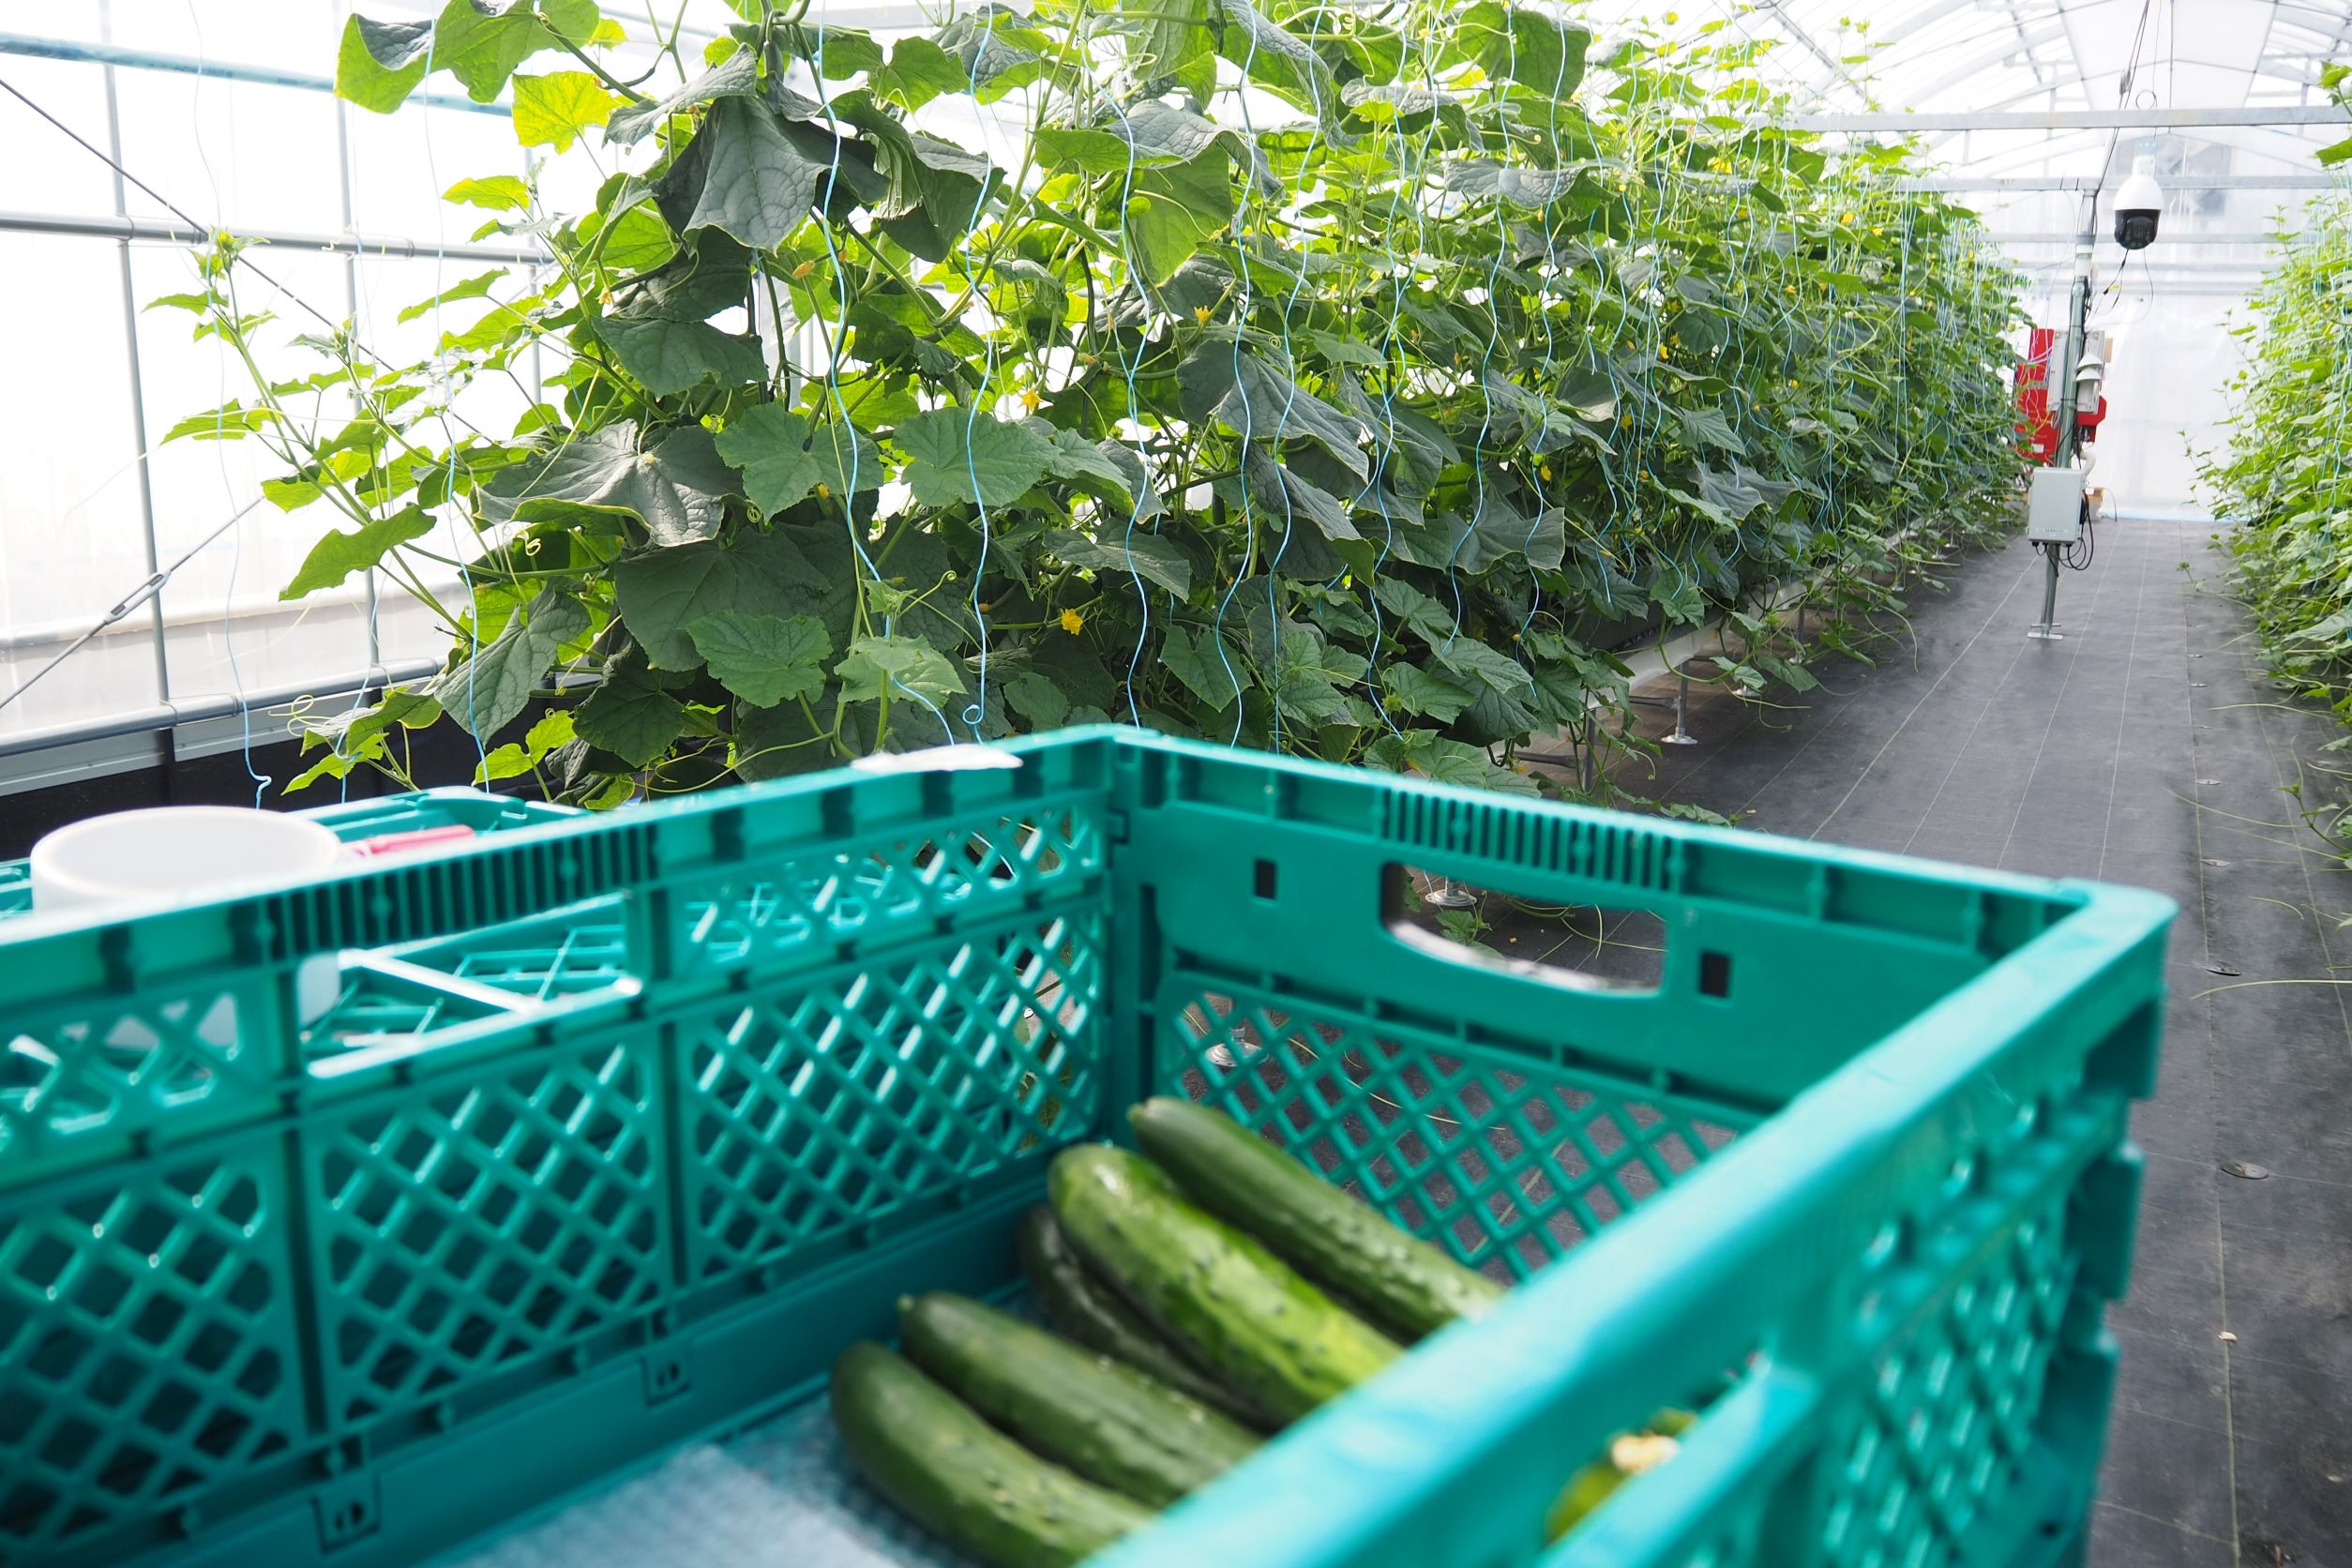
[0,729,2172,1568]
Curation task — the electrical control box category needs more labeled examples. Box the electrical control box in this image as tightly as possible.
[2027,466,2087,544]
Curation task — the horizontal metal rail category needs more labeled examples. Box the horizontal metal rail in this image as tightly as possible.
[1989,230,2292,245]
[0,31,506,115]
[1900,173,2346,192]
[1792,104,2352,133]
[0,207,551,264]
[0,660,441,761]
[2013,260,2274,275]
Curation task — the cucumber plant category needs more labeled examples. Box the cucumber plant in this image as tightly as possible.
[162,0,2025,806]
[2199,65,2352,733]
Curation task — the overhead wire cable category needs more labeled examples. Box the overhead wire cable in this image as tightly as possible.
[1238,0,1332,758]
[0,70,515,438]
[1209,5,1273,747]
[179,8,272,806]
[0,499,264,720]
[1107,66,1158,730]
[803,15,957,750]
[0,63,562,789]
[956,7,1008,745]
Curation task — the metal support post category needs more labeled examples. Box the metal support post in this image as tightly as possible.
[1628,658,1702,744]
[1665,666,1698,746]
[2028,548,2064,641]
[98,0,173,728]
[331,97,382,672]
[2029,193,2095,642]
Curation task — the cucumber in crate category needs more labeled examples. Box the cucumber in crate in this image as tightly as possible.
[831,1100,1690,1567]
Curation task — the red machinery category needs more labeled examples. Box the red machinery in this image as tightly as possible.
[2015,326,2106,463]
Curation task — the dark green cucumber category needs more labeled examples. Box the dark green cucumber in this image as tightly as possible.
[1016,1205,1278,1428]
[1129,1096,1503,1342]
[1048,1143,1401,1423]
[898,1290,1260,1507]
[829,1342,1150,1568]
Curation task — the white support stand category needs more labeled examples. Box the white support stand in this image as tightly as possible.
[1665,668,1698,746]
[1422,877,1477,910]
[1630,661,1702,746]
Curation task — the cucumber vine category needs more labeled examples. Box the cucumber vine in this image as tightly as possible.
[162,0,2026,807]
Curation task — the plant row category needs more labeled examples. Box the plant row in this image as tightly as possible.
[167,0,2027,803]
[2202,183,2352,728]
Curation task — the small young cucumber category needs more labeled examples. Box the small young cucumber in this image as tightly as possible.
[1016,1205,1279,1429]
[830,1342,1151,1568]
[1129,1096,1504,1342]
[1049,1143,1401,1424]
[1545,1410,1698,1540]
[899,1291,1260,1508]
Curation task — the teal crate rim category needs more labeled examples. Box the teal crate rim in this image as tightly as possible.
[0,729,2091,961]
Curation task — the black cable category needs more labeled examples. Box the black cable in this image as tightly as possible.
[2063,499,2095,571]
[0,72,495,444]
[0,75,507,731]
[2099,249,2133,308]
[0,498,264,717]
[2082,0,2156,244]
[2117,0,2155,109]
[0,74,344,339]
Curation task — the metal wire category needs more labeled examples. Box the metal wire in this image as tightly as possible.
[0,73,347,338]
[0,498,263,718]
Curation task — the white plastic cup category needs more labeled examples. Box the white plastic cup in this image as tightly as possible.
[30,806,345,914]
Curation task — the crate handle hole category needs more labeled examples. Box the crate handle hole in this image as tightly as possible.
[1386,866,1664,994]
[1253,858,1277,901]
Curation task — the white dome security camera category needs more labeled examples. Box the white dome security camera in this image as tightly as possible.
[2114,155,2162,250]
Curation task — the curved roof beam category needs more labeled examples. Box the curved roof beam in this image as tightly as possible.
[1897,21,2073,108]
[1910,119,2341,180]
[1876,0,1990,49]
[1745,0,1872,104]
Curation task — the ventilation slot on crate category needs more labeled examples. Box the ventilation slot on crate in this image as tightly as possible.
[274,824,655,958]
[1823,1193,2073,1561]
[673,804,1104,975]
[1382,794,1679,895]
[2,987,263,1155]
[0,864,31,924]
